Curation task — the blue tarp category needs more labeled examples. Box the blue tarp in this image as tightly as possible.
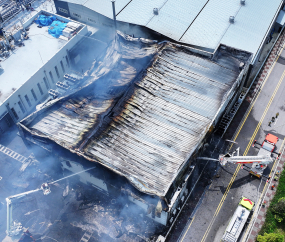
[34,15,56,26]
[48,20,67,38]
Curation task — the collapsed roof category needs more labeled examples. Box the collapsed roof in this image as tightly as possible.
[19,33,251,197]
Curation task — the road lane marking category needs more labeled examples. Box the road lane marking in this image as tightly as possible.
[243,70,285,155]
[230,41,285,150]
[180,216,196,242]
[200,69,285,242]
[200,163,241,242]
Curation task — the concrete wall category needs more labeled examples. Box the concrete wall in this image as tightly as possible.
[0,11,88,131]
[54,2,114,28]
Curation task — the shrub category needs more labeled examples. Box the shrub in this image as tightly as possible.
[257,232,284,242]
[272,197,285,223]
[259,170,285,235]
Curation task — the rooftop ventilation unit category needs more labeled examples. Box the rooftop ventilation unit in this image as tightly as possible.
[153,8,158,15]
[229,16,235,23]
[48,89,60,99]
[56,81,70,90]
[240,0,245,5]
[64,74,80,84]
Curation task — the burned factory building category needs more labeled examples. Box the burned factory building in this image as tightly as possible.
[18,32,251,230]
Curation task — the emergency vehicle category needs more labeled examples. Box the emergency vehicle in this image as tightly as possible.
[222,197,254,242]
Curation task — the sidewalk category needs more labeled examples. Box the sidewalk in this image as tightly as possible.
[245,150,285,242]
[246,30,285,103]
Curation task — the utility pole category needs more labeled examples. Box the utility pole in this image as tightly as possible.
[111,0,117,30]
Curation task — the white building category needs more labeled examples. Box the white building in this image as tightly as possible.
[53,0,284,66]
[0,10,88,134]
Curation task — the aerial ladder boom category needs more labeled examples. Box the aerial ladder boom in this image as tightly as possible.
[6,189,41,236]
[6,183,51,237]
[219,148,273,166]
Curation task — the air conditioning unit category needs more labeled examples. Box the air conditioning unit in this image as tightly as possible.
[153,8,158,15]
[229,16,235,23]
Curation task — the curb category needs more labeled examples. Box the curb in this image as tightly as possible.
[245,151,285,242]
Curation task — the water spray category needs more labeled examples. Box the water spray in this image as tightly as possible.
[48,167,96,185]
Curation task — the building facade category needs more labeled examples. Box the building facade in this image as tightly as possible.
[0,10,88,134]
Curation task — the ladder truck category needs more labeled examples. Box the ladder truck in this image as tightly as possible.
[218,133,280,178]
[6,183,51,238]
[222,197,254,242]
[251,133,280,177]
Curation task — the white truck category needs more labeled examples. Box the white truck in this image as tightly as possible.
[222,197,254,242]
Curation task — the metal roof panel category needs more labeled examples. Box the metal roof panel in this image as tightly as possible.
[145,0,208,41]
[180,0,241,51]
[117,0,167,26]
[84,0,132,19]
[221,0,283,58]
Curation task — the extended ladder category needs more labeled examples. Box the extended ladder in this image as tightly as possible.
[0,144,27,163]
[223,232,237,242]
[79,231,93,242]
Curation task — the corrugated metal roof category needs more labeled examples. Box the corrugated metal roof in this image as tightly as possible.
[117,0,167,26]
[61,0,282,58]
[118,0,209,41]
[61,0,88,5]
[220,0,283,60]
[84,0,132,19]
[146,0,208,41]
[20,34,247,197]
[180,0,241,51]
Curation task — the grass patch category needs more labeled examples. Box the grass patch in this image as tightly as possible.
[259,169,285,238]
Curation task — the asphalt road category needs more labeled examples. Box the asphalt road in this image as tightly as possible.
[177,44,285,242]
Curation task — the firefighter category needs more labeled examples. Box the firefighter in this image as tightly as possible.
[274,171,280,181]
[262,201,266,208]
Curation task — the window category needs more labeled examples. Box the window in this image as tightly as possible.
[65,56,70,68]
[73,13,81,18]
[88,18,96,23]
[43,77,49,89]
[60,60,65,73]
[11,108,19,120]
[37,83,43,95]
[31,89,37,101]
[18,101,25,113]
[49,71,54,83]
[25,95,32,107]
[55,66,60,78]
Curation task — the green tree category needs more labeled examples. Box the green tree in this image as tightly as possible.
[272,197,285,223]
[257,232,284,242]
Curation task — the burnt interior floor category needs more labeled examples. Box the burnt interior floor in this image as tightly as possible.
[0,126,167,242]
[0,125,228,242]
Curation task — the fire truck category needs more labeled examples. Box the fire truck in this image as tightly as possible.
[216,133,280,178]
[222,197,254,242]
[251,133,280,177]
